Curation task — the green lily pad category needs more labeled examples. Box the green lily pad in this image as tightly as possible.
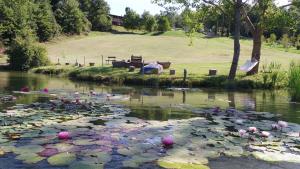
[16,153,45,164]
[158,160,210,169]
[252,151,300,163]
[69,161,104,169]
[47,152,76,166]
[52,143,74,152]
[13,145,44,154]
[73,139,95,146]
[82,151,111,164]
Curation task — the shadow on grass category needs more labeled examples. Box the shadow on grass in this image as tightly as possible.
[151,32,165,36]
[110,29,147,36]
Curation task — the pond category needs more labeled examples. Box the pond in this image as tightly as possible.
[0,71,300,169]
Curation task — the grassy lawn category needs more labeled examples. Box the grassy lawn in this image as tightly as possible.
[41,27,300,76]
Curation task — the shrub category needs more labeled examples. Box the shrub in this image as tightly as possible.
[288,62,300,102]
[296,35,300,50]
[157,16,171,32]
[281,34,290,50]
[267,33,277,46]
[7,38,50,70]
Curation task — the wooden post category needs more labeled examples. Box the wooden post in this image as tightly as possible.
[141,60,144,75]
[101,55,103,67]
[57,58,59,64]
[84,56,86,66]
[183,69,187,82]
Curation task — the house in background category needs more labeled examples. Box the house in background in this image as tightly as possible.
[110,14,124,26]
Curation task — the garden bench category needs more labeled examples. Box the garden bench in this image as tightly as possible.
[106,56,116,64]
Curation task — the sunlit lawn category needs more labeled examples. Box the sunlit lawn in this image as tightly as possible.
[41,28,300,76]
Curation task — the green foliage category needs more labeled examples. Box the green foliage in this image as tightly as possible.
[267,33,277,46]
[34,0,60,42]
[141,11,156,32]
[80,0,112,31]
[0,0,36,45]
[281,34,290,49]
[296,35,300,50]
[54,0,91,34]
[123,7,141,30]
[288,61,300,101]
[182,9,203,46]
[157,16,171,32]
[7,37,49,70]
[261,62,284,88]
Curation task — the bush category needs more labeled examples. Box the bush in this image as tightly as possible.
[7,38,50,70]
[267,33,277,46]
[288,62,300,102]
[281,34,290,50]
[157,16,171,32]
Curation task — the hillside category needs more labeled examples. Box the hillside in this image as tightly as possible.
[43,30,300,76]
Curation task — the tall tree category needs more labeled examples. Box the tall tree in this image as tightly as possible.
[34,0,60,42]
[141,11,156,32]
[79,0,112,31]
[54,0,90,34]
[0,0,36,45]
[123,7,141,30]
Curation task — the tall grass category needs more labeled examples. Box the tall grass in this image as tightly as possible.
[288,62,300,101]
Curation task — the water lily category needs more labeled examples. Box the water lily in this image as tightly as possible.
[248,127,257,133]
[162,135,174,147]
[21,87,29,92]
[261,131,270,138]
[42,88,49,93]
[278,121,288,129]
[58,132,70,140]
[271,124,280,130]
[238,129,247,137]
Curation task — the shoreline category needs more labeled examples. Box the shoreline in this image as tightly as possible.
[30,65,286,90]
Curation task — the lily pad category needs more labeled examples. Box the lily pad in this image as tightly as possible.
[47,152,76,166]
[73,139,95,146]
[158,160,210,169]
[69,161,104,169]
[16,153,45,164]
[14,145,44,155]
[252,151,300,163]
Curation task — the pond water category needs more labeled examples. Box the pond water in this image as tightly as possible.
[0,71,300,169]
[1,72,299,124]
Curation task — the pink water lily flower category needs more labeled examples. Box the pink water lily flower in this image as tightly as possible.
[42,88,49,93]
[248,127,257,133]
[238,129,247,137]
[58,131,70,140]
[162,135,174,147]
[261,131,270,138]
[278,121,288,129]
[21,87,30,92]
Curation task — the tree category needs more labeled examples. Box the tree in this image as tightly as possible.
[157,16,171,32]
[123,7,141,30]
[7,35,49,70]
[0,0,36,45]
[141,11,156,32]
[182,9,203,46]
[79,0,112,31]
[34,0,60,42]
[154,0,243,80]
[54,0,91,34]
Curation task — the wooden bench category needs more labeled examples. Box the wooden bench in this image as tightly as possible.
[106,56,116,64]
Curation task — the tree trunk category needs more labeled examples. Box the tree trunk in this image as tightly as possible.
[228,0,242,80]
[247,27,262,75]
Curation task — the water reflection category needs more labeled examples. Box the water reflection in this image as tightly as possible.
[0,71,300,124]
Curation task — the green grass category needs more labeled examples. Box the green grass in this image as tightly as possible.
[288,62,300,101]
[41,28,300,77]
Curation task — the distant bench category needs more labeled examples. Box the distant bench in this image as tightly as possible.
[106,56,116,64]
